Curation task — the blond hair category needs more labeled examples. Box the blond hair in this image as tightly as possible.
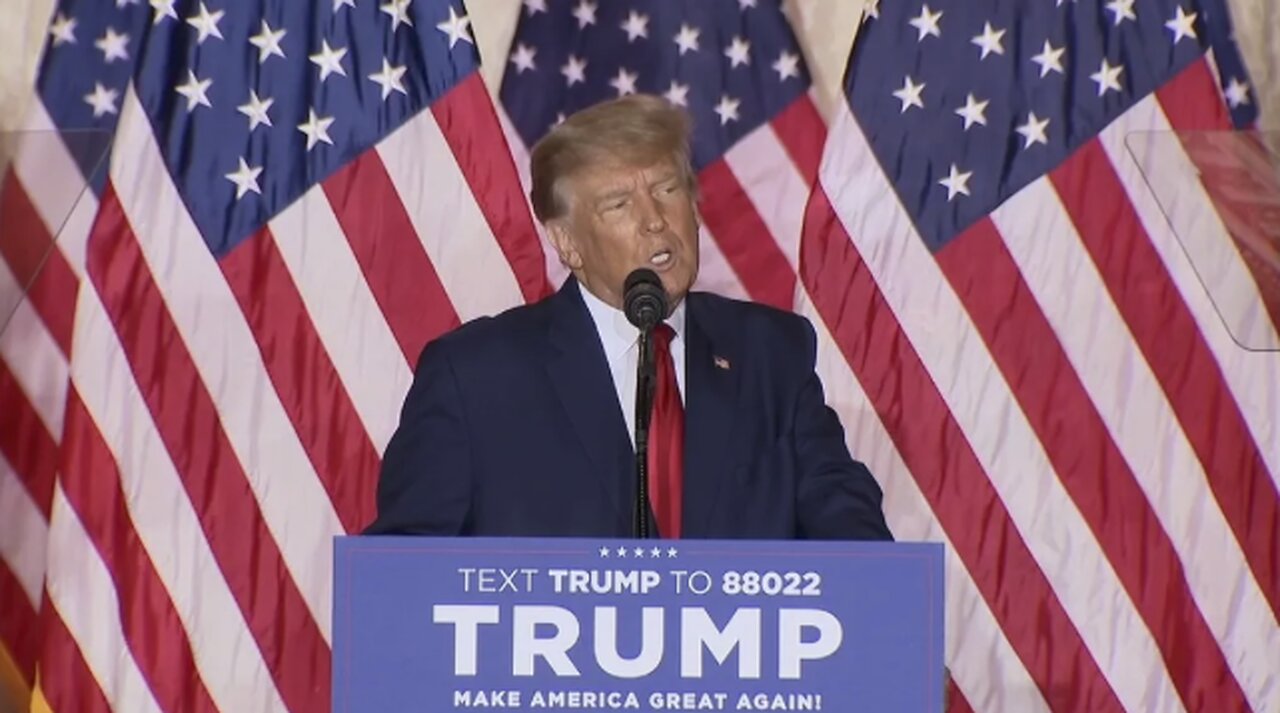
[529,94,695,223]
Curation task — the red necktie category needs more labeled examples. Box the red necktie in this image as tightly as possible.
[648,324,683,538]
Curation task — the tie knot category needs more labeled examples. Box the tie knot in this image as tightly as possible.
[653,323,676,349]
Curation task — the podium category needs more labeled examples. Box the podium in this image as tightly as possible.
[334,537,943,711]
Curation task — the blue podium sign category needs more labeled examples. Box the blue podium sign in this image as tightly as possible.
[333,537,943,712]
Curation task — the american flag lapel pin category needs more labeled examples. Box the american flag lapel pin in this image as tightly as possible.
[713,355,731,370]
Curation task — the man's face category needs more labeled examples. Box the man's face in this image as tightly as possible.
[548,156,700,311]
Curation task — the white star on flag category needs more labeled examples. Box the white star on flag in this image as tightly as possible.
[609,68,638,96]
[523,0,546,15]
[1091,58,1124,96]
[436,6,473,48]
[368,58,408,100]
[1031,40,1065,77]
[1224,77,1251,107]
[83,82,119,117]
[893,75,925,112]
[309,40,349,82]
[95,27,130,63]
[249,20,286,64]
[572,0,597,29]
[954,93,988,130]
[938,163,972,201]
[724,36,751,68]
[236,90,273,130]
[714,94,740,125]
[620,11,648,42]
[381,0,414,31]
[49,13,76,46]
[1105,0,1137,26]
[509,43,536,74]
[909,5,943,41]
[224,157,263,199]
[175,70,213,112]
[971,22,1005,59]
[150,0,178,24]
[186,3,225,44]
[561,55,587,86]
[772,51,800,81]
[674,24,700,55]
[298,109,335,150]
[1015,112,1050,148]
[333,0,356,11]
[664,80,689,107]
[1165,6,1198,43]
[738,0,757,8]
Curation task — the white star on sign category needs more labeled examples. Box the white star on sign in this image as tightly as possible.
[561,55,586,86]
[224,157,263,199]
[772,51,800,81]
[650,547,662,558]
[175,70,213,112]
[724,36,751,68]
[150,0,178,24]
[939,163,972,201]
[509,43,536,73]
[1090,58,1124,96]
[369,58,408,100]
[609,67,638,96]
[186,3,224,44]
[436,6,473,48]
[666,547,678,558]
[298,109,335,151]
[237,90,273,130]
[892,75,925,112]
[616,546,627,557]
[908,4,943,41]
[971,21,1005,59]
[954,93,988,130]
[572,0,597,29]
[674,24,700,55]
[382,0,414,31]
[95,27,130,63]
[1224,77,1250,108]
[83,82,119,117]
[714,94,740,125]
[620,10,648,42]
[1105,0,1136,26]
[633,547,645,557]
[1165,6,1198,43]
[599,546,610,557]
[249,20,286,64]
[309,40,348,82]
[664,80,689,107]
[1031,40,1065,77]
[49,13,76,46]
[1015,111,1050,148]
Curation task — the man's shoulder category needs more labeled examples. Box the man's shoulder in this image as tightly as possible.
[424,296,554,363]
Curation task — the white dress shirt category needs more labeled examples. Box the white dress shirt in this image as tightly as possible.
[579,285,686,447]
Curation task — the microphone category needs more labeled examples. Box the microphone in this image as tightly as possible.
[623,268,669,331]
[622,268,667,539]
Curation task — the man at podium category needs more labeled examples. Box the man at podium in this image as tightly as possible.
[367,95,891,542]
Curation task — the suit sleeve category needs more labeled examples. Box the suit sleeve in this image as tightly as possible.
[364,338,472,535]
[791,319,894,541]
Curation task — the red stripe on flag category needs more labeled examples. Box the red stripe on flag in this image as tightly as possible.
[58,390,219,713]
[36,600,111,713]
[769,96,826,185]
[1050,141,1280,620]
[432,73,553,304]
[86,185,330,713]
[221,228,380,532]
[946,680,975,713]
[0,172,77,357]
[1157,60,1280,340]
[697,160,797,311]
[798,187,1124,712]
[0,561,37,686]
[323,152,460,363]
[0,361,56,516]
[937,219,1251,711]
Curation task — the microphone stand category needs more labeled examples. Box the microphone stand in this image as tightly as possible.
[632,326,657,539]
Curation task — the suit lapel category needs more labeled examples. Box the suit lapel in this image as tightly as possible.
[542,280,632,521]
[682,294,741,535]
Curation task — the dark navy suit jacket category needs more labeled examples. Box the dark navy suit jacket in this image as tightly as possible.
[367,279,892,540]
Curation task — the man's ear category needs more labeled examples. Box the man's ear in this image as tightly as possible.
[546,220,583,270]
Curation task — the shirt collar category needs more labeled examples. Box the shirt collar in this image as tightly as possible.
[579,279,686,359]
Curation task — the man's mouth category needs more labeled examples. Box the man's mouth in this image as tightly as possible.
[650,249,673,268]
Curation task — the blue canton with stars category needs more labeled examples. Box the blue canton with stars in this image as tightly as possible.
[500,0,812,171]
[36,0,480,257]
[847,0,1260,253]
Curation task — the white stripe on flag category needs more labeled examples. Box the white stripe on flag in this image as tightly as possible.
[692,224,751,301]
[795,290,1052,713]
[110,88,341,634]
[723,122,808,271]
[0,258,67,438]
[377,109,525,322]
[71,284,288,713]
[269,188,412,453]
[819,103,1184,713]
[496,108,568,289]
[0,453,47,608]
[992,176,1280,711]
[1098,95,1280,482]
[44,484,163,713]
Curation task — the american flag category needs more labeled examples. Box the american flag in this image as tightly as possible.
[803,0,1279,711]
[0,0,547,710]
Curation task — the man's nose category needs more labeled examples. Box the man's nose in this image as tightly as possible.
[638,193,667,233]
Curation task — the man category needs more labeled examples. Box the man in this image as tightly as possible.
[367,94,891,541]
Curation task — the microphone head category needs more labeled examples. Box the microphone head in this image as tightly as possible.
[623,268,669,330]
